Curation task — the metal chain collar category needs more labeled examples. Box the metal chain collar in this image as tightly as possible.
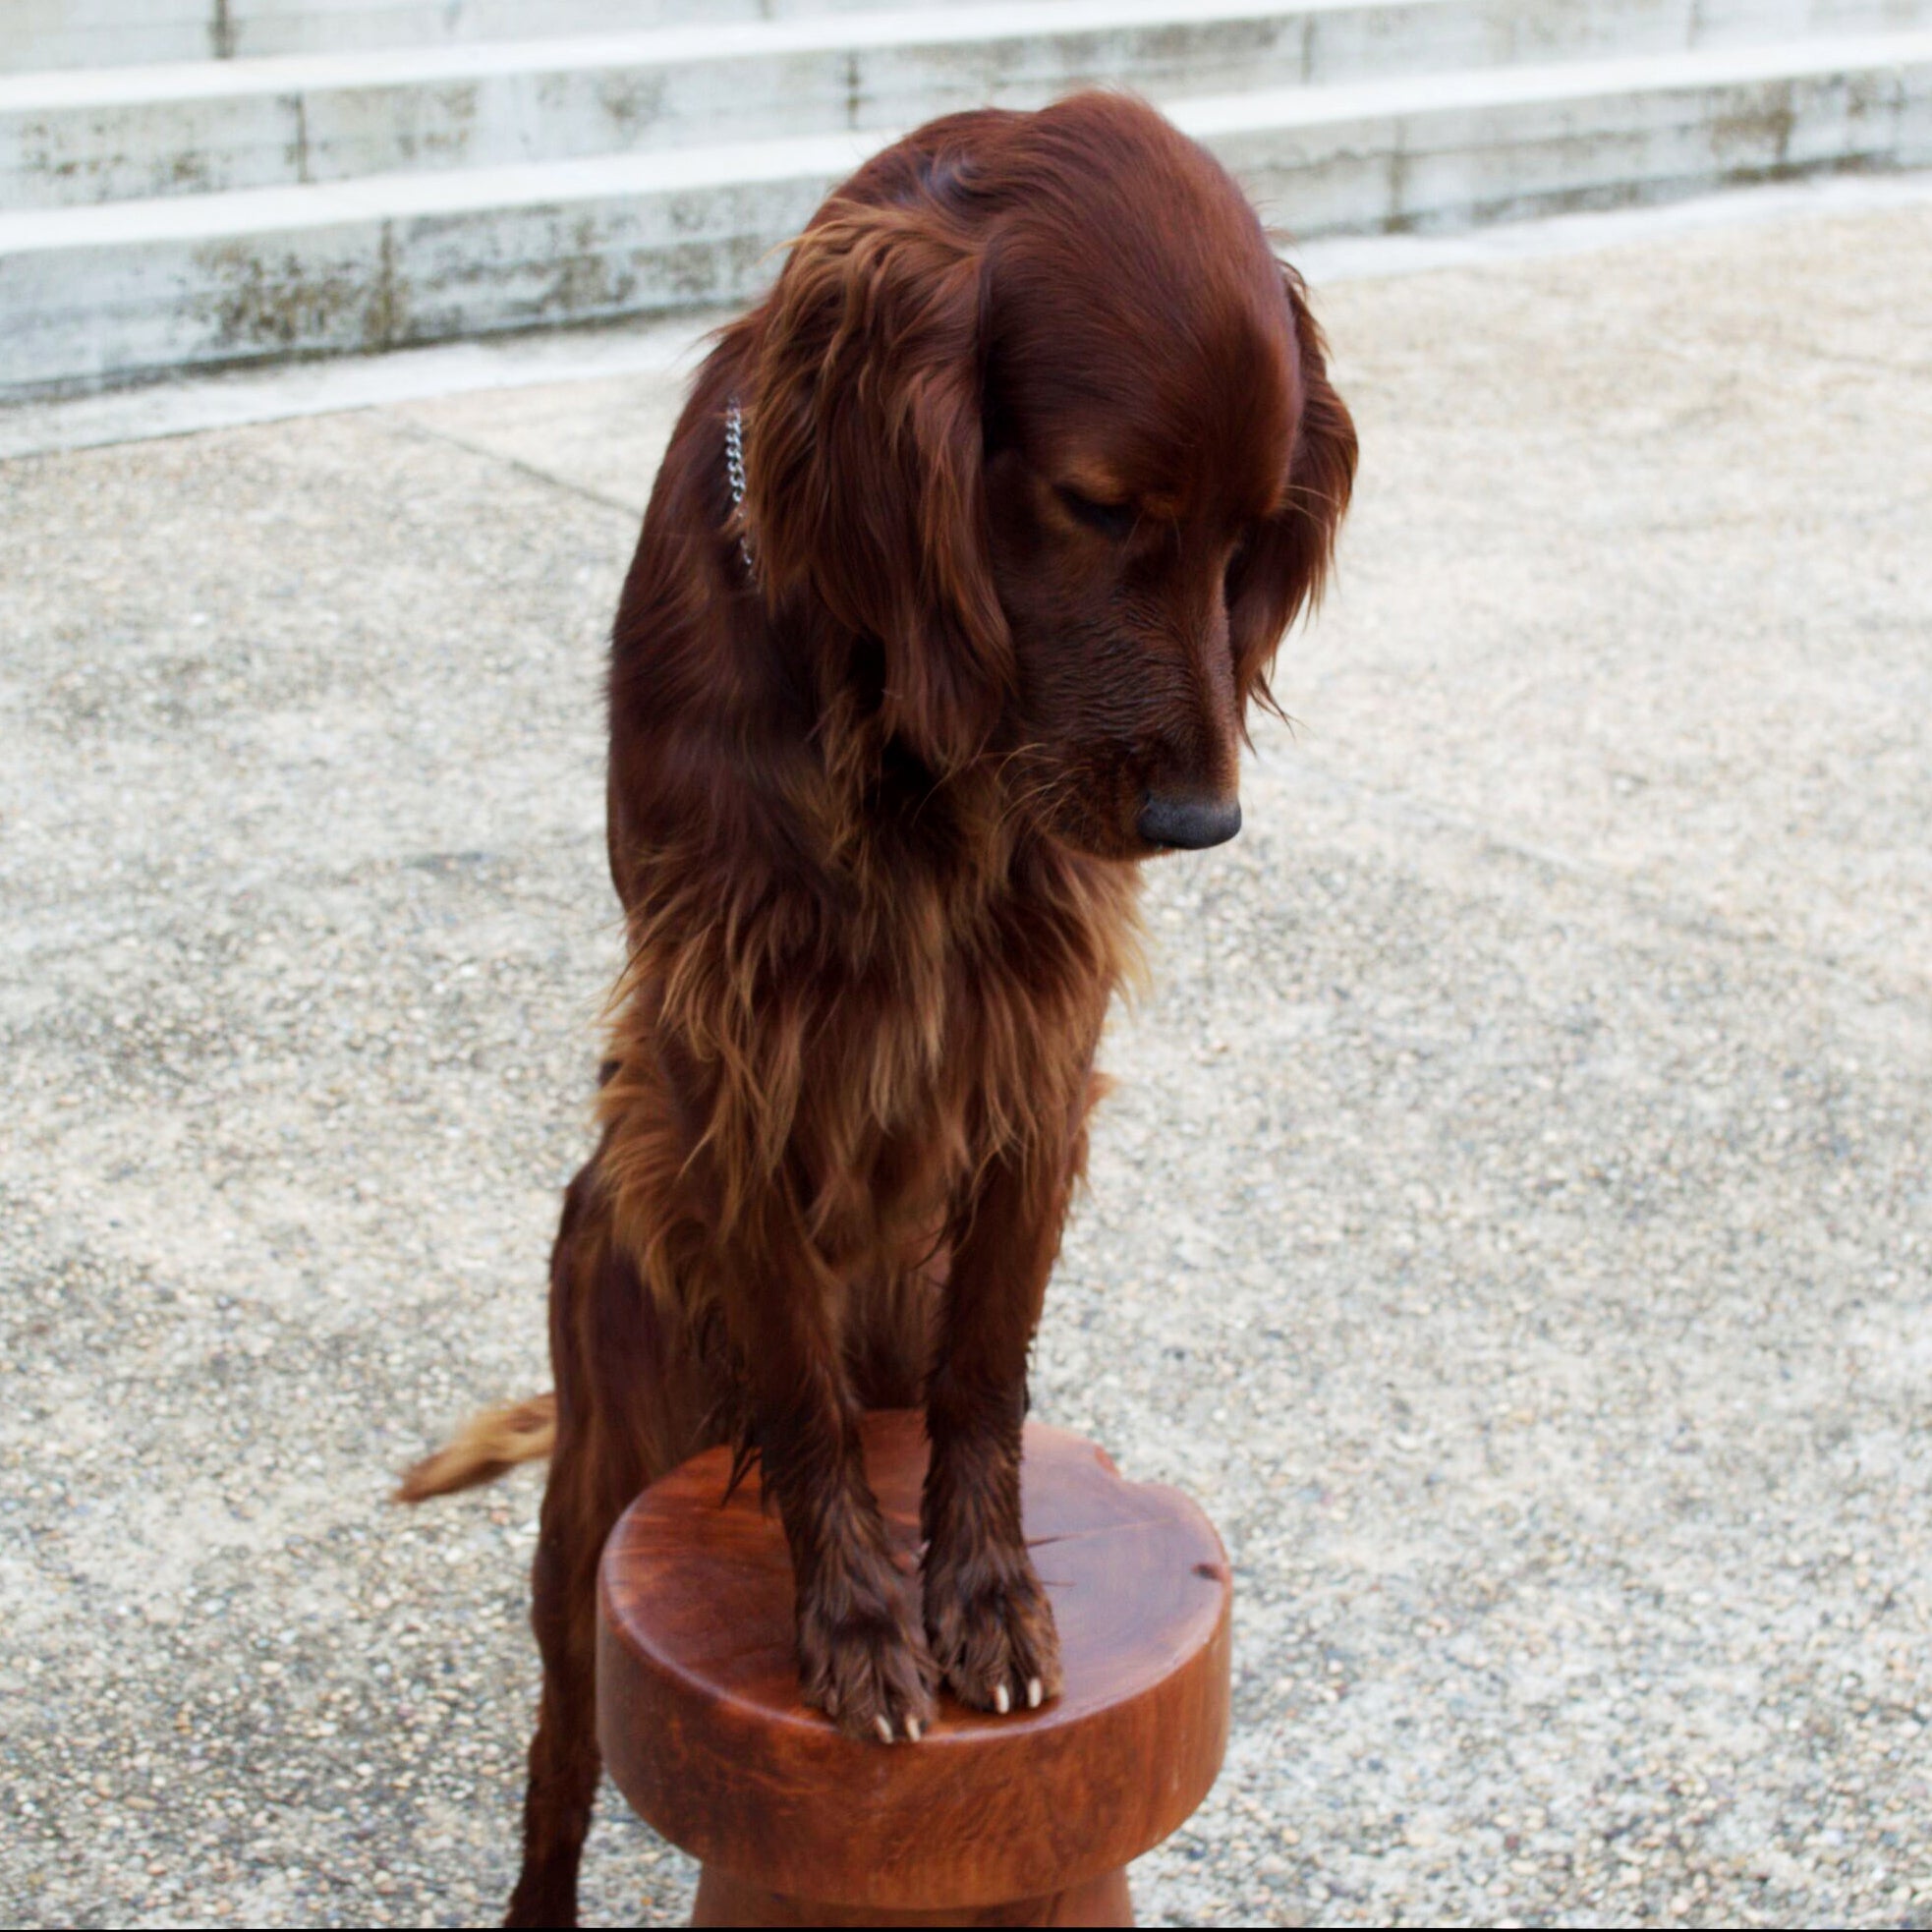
[724,399,756,582]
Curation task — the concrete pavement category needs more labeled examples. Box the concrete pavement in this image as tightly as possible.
[2,185,1929,1925]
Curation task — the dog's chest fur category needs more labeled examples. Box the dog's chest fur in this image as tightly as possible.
[597,779,1140,1310]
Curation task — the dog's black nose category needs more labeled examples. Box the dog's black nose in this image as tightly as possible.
[1138,793,1242,850]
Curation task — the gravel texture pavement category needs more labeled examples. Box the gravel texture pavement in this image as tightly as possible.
[3,194,1929,1928]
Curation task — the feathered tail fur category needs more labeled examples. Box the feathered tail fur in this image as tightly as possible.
[394,1393,556,1502]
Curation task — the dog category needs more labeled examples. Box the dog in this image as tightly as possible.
[399,89,1355,1927]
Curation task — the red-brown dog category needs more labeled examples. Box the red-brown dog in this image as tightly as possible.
[402,90,1355,1926]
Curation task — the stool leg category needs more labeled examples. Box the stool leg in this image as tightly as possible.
[690,1862,1133,1926]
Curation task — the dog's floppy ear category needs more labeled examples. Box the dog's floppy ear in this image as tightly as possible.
[1226,264,1358,721]
[744,200,1008,771]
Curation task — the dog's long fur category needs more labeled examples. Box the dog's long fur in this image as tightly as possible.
[401,92,1355,1926]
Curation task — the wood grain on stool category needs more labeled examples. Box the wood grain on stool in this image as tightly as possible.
[597,1410,1231,1926]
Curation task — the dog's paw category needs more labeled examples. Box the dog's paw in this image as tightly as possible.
[797,1566,938,1744]
[923,1547,1063,1717]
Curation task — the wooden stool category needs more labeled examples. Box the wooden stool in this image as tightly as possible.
[597,1409,1231,1927]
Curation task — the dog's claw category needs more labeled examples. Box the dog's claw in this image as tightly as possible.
[797,1561,938,1743]
[925,1547,1062,1718]
[905,1716,923,1742]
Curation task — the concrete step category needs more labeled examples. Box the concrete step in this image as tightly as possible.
[11,1,1932,209]
[4,0,1010,74]
[5,30,1929,398]
[0,0,1607,209]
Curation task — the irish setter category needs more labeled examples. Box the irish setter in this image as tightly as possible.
[401,90,1355,1926]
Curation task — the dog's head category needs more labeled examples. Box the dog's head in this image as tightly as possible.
[745,92,1357,859]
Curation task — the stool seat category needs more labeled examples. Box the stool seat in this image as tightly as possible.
[597,1409,1230,1926]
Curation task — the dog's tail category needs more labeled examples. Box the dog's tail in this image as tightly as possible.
[393,1392,556,1503]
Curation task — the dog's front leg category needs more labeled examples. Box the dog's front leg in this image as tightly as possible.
[921,1146,1073,1714]
[734,1252,938,1742]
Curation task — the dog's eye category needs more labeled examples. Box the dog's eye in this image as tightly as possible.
[1056,487,1136,540]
